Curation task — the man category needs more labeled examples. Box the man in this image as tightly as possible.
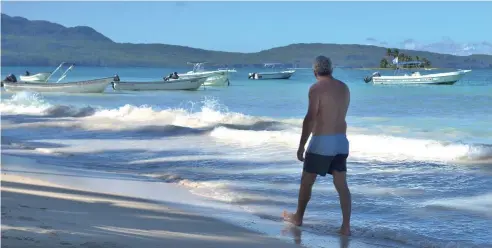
[283,55,352,236]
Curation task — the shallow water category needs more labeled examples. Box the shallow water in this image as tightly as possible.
[2,66,492,247]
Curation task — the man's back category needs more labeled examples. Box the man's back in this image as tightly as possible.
[311,78,350,136]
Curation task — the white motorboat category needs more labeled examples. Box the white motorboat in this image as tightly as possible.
[18,62,72,83]
[2,77,113,93]
[248,63,296,80]
[112,76,207,91]
[19,72,51,82]
[178,62,233,86]
[364,60,472,85]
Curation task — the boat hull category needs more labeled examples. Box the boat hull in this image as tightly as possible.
[2,77,113,93]
[112,77,207,91]
[179,71,229,86]
[249,70,295,80]
[19,72,51,82]
[371,70,471,85]
[203,75,229,86]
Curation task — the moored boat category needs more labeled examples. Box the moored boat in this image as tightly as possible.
[363,60,472,85]
[178,62,232,86]
[248,63,295,80]
[112,76,207,91]
[2,77,113,93]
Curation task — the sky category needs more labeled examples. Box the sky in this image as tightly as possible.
[1,1,491,53]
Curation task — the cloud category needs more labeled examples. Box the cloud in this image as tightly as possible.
[392,37,492,56]
[365,37,390,47]
[364,37,492,55]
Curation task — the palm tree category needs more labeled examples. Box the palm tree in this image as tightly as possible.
[423,58,431,67]
[420,58,427,67]
[392,48,400,58]
[380,58,389,68]
[386,48,393,57]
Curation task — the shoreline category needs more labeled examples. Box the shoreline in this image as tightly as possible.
[1,154,305,248]
[1,148,391,248]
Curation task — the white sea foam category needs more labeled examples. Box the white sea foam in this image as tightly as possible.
[422,193,492,217]
[2,92,491,164]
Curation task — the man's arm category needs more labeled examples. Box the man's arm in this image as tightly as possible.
[299,86,319,149]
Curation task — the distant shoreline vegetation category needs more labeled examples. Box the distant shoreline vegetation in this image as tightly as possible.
[379,48,431,69]
[1,14,492,69]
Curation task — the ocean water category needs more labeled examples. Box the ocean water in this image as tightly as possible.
[1,66,492,248]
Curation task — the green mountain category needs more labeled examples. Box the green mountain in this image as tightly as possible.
[2,14,492,68]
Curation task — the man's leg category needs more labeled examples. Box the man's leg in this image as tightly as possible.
[332,170,351,235]
[283,171,317,226]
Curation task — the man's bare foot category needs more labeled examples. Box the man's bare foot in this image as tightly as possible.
[338,225,351,236]
[282,210,302,226]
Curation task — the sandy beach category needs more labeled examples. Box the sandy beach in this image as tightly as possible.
[1,155,304,248]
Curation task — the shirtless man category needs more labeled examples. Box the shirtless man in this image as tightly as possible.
[283,55,352,236]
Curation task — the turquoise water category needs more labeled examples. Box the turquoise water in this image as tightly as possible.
[2,66,492,247]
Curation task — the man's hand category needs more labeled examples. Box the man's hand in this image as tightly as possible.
[297,146,305,162]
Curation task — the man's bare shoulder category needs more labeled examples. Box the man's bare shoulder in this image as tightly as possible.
[308,81,323,95]
[333,78,350,93]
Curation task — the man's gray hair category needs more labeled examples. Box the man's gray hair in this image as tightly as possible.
[313,56,333,76]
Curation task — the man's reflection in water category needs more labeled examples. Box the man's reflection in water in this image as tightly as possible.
[281,226,302,245]
[281,226,351,248]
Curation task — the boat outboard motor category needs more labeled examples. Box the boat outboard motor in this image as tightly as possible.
[363,72,381,83]
[164,73,173,81]
[5,74,17,83]
[111,74,120,90]
[248,73,255,79]
[2,74,17,87]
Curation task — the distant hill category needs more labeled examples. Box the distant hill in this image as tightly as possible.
[2,14,492,69]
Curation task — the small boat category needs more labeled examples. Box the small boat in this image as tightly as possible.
[363,60,472,85]
[19,72,51,82]
[112,75,207,91]
[178,62,233,86]
[2,77,113,93]
[248,63,295,80]
[18,62,72,83]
